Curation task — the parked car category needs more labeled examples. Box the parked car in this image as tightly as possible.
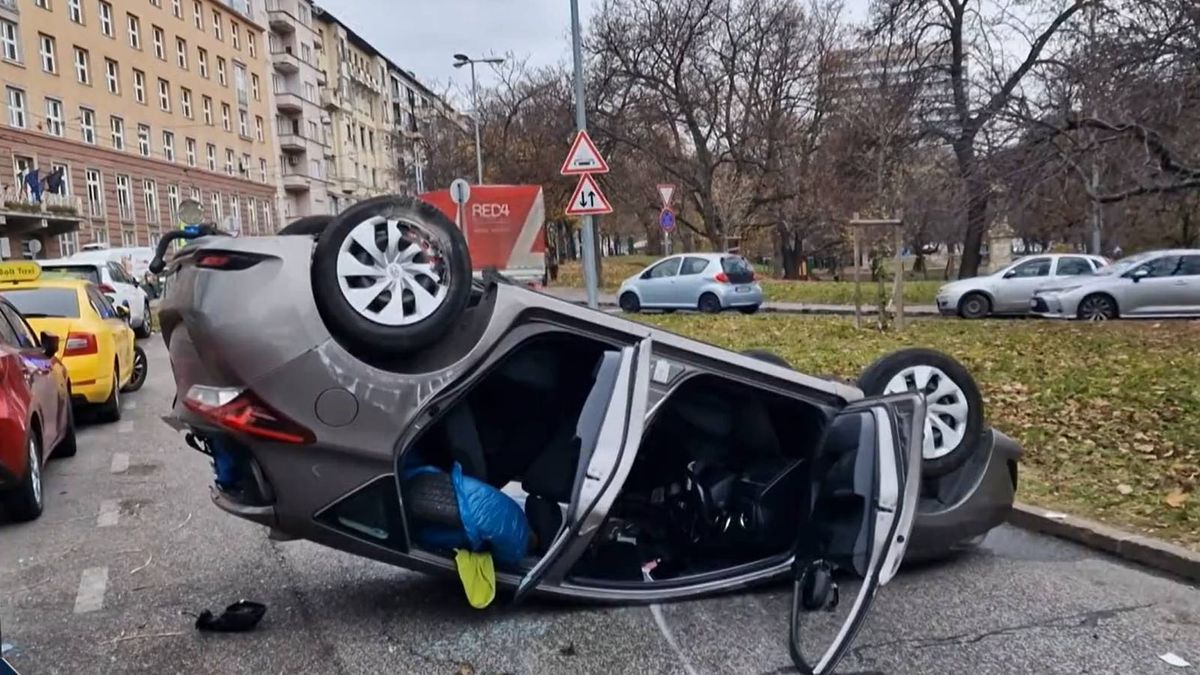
[618,253,764,314]
[1031,249,1200,320]
[39,257,152,338]
[936,253,1110,318]
[150,196,1021,673]
[0,266,76,522]
[0,265,139,422]
[71,247,159,299]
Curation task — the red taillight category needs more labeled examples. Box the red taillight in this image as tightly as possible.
[184,386,314,444]
[63,332,98,356]
[98,283,116,293]
[714,272,730,283]
[195,251,266,270]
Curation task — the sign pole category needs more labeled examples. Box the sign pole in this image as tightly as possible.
[570,0,599,309]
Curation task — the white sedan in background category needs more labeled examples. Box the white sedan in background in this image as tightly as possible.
[936,254,1110,319]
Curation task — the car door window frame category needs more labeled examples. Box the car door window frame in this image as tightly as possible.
[1137,255,1182,278]
[87,286,118,319]
[1005,257,1051,278]
[0,304,38,350]
[0,304,21,347]
[1174,255,1200,276]
[1055,256,1093,277]
[644,258,682,280]
[679,257,710,276]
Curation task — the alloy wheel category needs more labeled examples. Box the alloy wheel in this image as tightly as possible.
[335,215,451,326]
[28,435,42,509]
[1080,296,1114,321]
[882,365,969,460]
[133,349,147,384]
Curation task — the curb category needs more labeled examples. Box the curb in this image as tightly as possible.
[1008,502,1200,584]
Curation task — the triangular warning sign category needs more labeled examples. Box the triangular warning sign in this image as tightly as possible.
[657,184,675,208]
[560,130,610,175]
[565,174,613,216]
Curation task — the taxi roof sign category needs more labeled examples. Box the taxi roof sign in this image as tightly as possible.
[0,261,41,283]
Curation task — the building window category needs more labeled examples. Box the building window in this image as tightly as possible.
[211,192,223,220]
[221,103,231,131]
[263,202,273,231]
[6,87,24,128]
[68,0,83,24]
[197,48,208,78]
[259,158,267,182]
[172,0,182,19]
[133,69,146,103]
[231,23,240,50]
[137,124,151,156]
[225,148,234,175]
[143,179,159,224]
[39,34,56,73]
[152,26,165,60]
[217,56,227,86]
[79,107,95,143]
[59,232,80,257]
[241,153,250,177]
[230,193,241,227]
[110,116,124,150]
[176,38,187,69]
[181,87,193,117]
[206,143,216,170]
[1,21,18,62]
[255,116,264,142]
[122,229,136,247]
[115,174,134,221]
[73,47,90,84]
[248,197,258,233]
[167,184,180,222]
[248,33,256,58]
[127,14,141,50]
[158,78,171,111]
[212,10,224,41]
[34,0,48,10]
[86,169,103,217]
[44,98,64,136]
[251,73,260,101]
[202,96,212,125]
[99,2,113,37]
[192,1,202,29]
[185,138,196,166]
[301,44,311,64]
[105,59,119,94]
[238,110,248,137]
[162,131,175,161]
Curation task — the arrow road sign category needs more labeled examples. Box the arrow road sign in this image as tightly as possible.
[560,130,610,175]
[659,208,676,232]
[657,184,675,209]
[565,174,613,216]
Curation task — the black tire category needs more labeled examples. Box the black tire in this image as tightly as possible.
[97,364,122,423]
[135,303,153,338]
[857,348,984,478]
[3,432,44,522]
[123,345,148,393]
[958,292,991,319]
[279,214,335,236]
[699,292,722,314]
[312,196,471,359]
[403,471,462,529]
[737,304,760,315]
[619,292,641,313]
[53,403,77,459]
[1077,293,1118,321]
[741,349,792,369]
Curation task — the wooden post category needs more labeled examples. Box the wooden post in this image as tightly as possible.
[894,221,905,331]
[852,213,862,329]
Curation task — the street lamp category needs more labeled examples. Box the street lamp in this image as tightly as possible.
[453,53,504,185]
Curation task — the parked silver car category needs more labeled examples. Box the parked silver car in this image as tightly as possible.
[1031,249,1200,320]
[617,253,764,314]
[935,254,1109,318]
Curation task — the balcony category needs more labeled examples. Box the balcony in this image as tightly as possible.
[275,90,303,113]
[272,50,302,75]
[0,194,86,234]
[320,88,341,111]
[282,170,312,192]
[278,131,307,153]
[0,0,17,18]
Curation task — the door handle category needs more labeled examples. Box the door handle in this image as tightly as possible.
[1173,281,1187,286]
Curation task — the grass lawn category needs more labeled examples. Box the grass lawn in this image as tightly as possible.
[557,257,944,305]
[632,313,1200,551]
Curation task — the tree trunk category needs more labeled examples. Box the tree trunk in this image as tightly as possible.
[777,225,804,280]
[955,143,988,279]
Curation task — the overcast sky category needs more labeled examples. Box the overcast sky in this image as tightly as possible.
[315,0,871,104]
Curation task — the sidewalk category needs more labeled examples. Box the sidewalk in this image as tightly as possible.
[544,287,941,317]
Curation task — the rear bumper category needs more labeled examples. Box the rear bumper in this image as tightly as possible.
[65,357,114,404]
[715,283,763,307]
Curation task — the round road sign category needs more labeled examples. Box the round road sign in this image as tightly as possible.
[659,208,676,232]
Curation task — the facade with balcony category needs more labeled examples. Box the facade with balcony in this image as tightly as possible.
[266,0,332,218]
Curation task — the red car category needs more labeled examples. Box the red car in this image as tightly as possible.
[0,295,75,522]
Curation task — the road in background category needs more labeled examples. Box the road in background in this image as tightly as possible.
[2,340,1198,674]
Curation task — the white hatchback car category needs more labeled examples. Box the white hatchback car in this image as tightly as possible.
[39,257,152,338]
[936,254,1110,319]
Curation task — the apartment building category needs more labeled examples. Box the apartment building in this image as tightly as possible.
[389,67,462,195]
[264,0,331,218]
[0,0,281,259]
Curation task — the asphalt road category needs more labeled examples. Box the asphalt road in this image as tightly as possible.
[2,339,1199,675]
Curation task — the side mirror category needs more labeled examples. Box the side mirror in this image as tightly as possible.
[1002,269,1018,279]
[640,270,654,280]
[1128,267,1151,283]
[41,331,60,358]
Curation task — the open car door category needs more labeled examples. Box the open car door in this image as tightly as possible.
[788,393,925,674]
[511,338,652,604]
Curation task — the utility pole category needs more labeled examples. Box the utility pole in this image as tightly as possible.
[570,0,600,309]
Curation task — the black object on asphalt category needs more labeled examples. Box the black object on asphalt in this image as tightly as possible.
[194,601,267,632]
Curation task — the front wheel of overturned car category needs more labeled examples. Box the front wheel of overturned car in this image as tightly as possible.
[1077,293,1118,321]
[123,345,148,393]
[619,292,641,313]
[312,196,472,359]
[858,347,984,478]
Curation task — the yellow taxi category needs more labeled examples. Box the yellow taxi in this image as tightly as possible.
[0,261,136,421]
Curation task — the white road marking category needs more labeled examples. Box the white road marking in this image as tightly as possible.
[118,421,135,434]
[97,500,119,528]
[110,453,129,473]
[74,567,108,614]
[123,400,138,410]
[648,604,699,675]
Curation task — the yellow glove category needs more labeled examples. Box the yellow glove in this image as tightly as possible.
[454,549,496,609]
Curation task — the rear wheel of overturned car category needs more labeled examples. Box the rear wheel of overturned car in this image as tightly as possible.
[858,348,984,478]
[619,292,641,313]
[312,196,471,358]
[1077,293,1118,321]
[698,292,722,314]
[3,433,44,522]
[958,292,991,319]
